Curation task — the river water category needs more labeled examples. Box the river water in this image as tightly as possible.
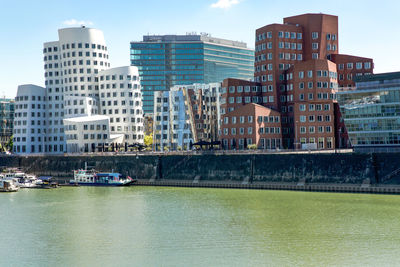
[1,186,400,267]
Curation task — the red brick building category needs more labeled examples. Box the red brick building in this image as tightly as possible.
[220,13,374,150]
[220,103,282,149]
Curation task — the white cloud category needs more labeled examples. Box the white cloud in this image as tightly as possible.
[63,19,94,26]
[211,0,240,9]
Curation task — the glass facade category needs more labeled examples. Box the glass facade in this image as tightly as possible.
[130,35,254,113]
[0,98,15,146]
[337,72,400,151]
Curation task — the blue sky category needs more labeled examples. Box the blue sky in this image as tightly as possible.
[1,0,399,98]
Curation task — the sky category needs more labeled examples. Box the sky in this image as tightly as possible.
[0,0,399,98]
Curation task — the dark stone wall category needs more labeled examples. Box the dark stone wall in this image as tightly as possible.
[1,153,399,184]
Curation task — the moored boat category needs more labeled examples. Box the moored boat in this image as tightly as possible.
[1,171,43,188]
[70,169,135,186]
[0,178,19,192]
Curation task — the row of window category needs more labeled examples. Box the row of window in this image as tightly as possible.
[221,95,275,105]
[223,115,280,124]
[44,51,109,62]
[59,43,107,51]
[102,108,142,115]
[255,52,304,63]
[224,126,281,135]
[101,92,141,98]
[60,59,109,68]
[299,115,332,123]
[100,100,141,106]
[256,42,303,52]
[338,62,372,70]
[15,96,44,102]
[299,126,332,133]
[14,144,64,153]
[299,104,331,112]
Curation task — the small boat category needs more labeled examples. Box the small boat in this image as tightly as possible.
[1,172,43,188]
[38,176,58,189]
[70,169,135,186]
[0,177,19,192]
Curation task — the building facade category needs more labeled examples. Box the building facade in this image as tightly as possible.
[130,34,254,114]
[153,83,221,151]
[14,85,47,154]
[220,103,282,149]
[221,13,374,150]
[337,72,400,152]
[0,98,15,149]
[14,27,144,154]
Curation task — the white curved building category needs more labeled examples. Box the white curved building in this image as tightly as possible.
[99,66,144,144]
[14,85,46,154]
[58,27,110,118]
[14,26,144,155]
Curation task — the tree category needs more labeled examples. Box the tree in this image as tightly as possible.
[144,134,153,148]
[5,136,13,152]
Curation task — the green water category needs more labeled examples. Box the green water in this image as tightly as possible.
[1,187,400,267]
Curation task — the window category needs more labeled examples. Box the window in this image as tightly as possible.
[297,33,302,39]
[356,62,363,69]
[312,53,318,59]
[347,63,353,69]
[299,71,304,79]
[312,32,318,39]
[248,127,253,134]
[299,104,306,111]
[300,115,306,122]
[312,43,318,50]
[365,62,371,69]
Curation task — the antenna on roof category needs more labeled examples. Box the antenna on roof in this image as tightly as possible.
[82,25,85,28]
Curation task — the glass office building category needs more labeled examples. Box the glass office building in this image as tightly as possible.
[337,72,400,152]
[130,34,254,113]
[0,98,15,147]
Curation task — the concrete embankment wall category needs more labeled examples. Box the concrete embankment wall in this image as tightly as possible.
[2,152,399,184]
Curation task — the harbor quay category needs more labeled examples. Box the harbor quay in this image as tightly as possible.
[1,152,400,194]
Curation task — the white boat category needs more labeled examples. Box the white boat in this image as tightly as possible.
[1,172,43,188]
[0,177,19,192]
[70,169,135,186]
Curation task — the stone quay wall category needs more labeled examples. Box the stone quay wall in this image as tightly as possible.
[1,153,400,186]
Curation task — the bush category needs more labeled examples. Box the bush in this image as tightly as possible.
[248,144,257,150]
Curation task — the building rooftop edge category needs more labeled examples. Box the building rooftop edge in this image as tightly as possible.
[354,71,400,83]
